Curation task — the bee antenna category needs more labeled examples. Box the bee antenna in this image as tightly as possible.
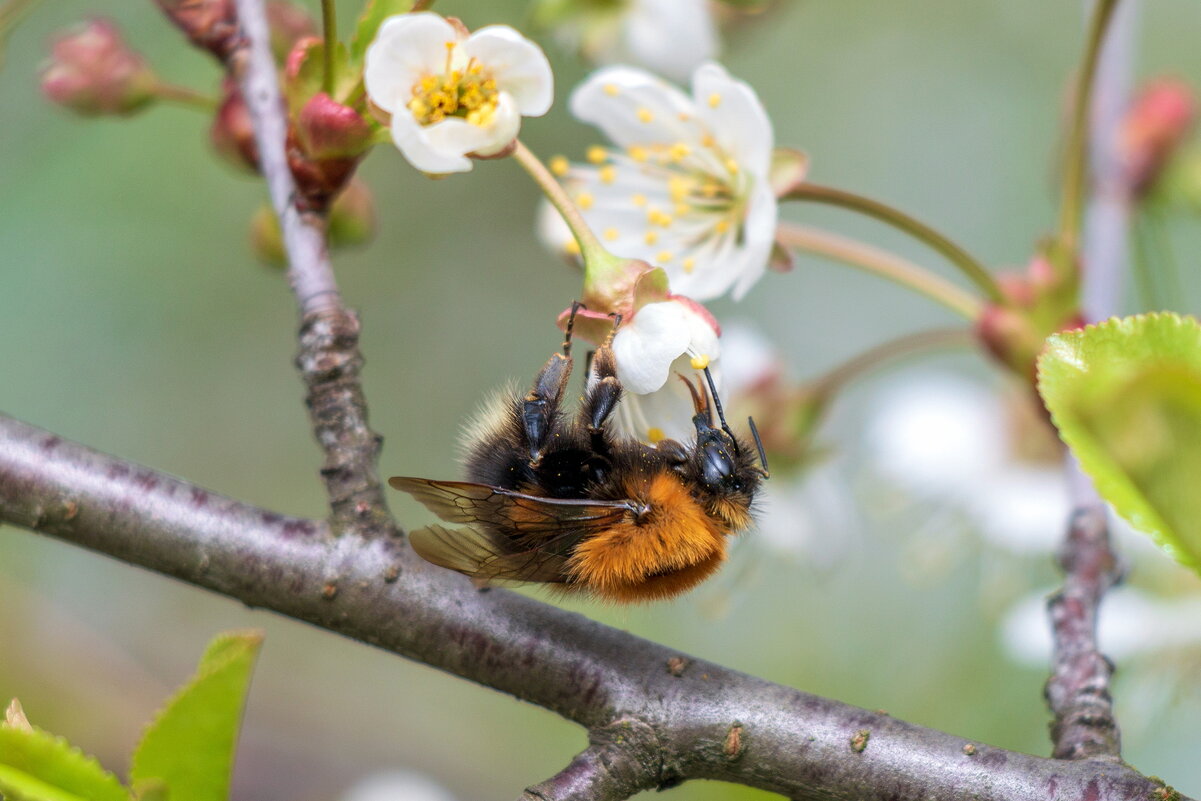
[676,372,706,416]
[701,366,738,450]
[748,416,770,479]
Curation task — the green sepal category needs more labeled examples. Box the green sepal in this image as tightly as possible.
[1038,312,1201,572]
[351,0,412,63]
[0,726,131,801]
[285,41,357,116]
[769,148,809,197]
[128,630,264,801]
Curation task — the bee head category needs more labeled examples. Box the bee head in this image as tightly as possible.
[677,370,768,502]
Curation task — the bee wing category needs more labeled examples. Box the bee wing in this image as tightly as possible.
[388,477,639,537]
[408,523,570,584]
[389,477,643,584]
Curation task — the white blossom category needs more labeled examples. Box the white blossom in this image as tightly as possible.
[544,62,776,301]
[610,296,721,443]
[365,13,553,174]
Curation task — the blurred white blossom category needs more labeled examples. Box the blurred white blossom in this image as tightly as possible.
[536,0,717,82]
[542,62,776,301]
[365,13,552,173]
[341,770,458,801]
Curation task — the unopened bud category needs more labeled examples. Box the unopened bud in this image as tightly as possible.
[210,80,258,172]
[266,1,317,63]
[40,19,158,116]
[297,93,373,160]
[1120,78,1195,195]
[155,0,238,61]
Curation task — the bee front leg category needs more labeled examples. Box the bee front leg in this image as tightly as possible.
[522,351,573,465]
[581,343,622,449]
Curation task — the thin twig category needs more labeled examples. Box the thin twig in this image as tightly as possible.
[0,413,1184,801]
[1044,0,1135,763]
[229,0,394,532]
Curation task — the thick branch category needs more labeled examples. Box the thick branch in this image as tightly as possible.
[0,414,1183,801]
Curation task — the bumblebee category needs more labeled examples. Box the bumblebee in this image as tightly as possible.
[390,306,769,603]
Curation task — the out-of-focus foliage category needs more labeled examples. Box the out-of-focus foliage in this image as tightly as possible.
[0,631,262,801]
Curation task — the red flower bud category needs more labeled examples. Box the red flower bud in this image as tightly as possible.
[297,93,373,160]
[40,19,157,116]
[1120,78,1195,195]
[155,0,239,61]
[210,80,259,172]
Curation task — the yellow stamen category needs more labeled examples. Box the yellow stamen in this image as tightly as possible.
[603,83,620,96]
[675,202,692,216]
[647,427,666,443]
[656,250,674,263]
[708,93,721,108]
[628,145,649,162]
[576,192,594,210]
[682,257,696,274]
[644,231,659,245]
[586,145,608,164]
[725,158,740,174]
[599,165,617,184]
[564,238,581,256]
[669,142,691,161]
[690,354,710,370]
[637,107,654,123]
[631,193,647,207]
[549,155,570,176]
[700,134,716,148]
[714,219,730,234]
[604,227,620,241]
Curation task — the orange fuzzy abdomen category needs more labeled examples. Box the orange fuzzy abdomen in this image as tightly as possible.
[566,472,730,603]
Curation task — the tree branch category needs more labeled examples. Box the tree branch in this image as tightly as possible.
[1044,0,1137,763]
[0,413,1185,801]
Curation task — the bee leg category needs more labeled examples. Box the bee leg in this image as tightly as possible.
[522,351,573,465]
[562,300,584,357]
[581,342,622,446]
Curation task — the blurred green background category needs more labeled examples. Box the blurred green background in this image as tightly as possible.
[3,1,1201,799]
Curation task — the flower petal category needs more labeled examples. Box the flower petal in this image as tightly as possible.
[462,26,554,116]
[612,301,692,393]
[365,13,462,114]
[730,181,778,300]
[570,66,699,150]
[623,0,717,83]
[390,110,472,173]
[692,62,773,178]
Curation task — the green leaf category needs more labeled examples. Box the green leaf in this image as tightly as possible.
[350,0,411,63]
[1038,312,1201,571]
[0,726,130,801]
[129,630,264,801]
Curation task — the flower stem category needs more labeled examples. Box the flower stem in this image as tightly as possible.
[513,139,613,276]
[409,0,435,9]
[808,328,972,401]
[1058,0,1123,254]
[153,82,217,111]
[784,182,1003,304]
[776,222,983,320]
[321,0,337,95]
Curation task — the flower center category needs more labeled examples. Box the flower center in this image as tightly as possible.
[407,47,499,128]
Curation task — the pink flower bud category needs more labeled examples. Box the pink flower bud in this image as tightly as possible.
[155,0,238,61]
[297,93,373,160]
[1120,78,1196,195]
[40,19,157,116]
[266,1,317,63]
[210,81,259,172]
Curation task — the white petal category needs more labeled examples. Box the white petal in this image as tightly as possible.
[692,62,773,178]
[462,26,554,116]
[570,66,700,150]
[365,13,462,114]
[618,372,699,443]
[730,180,778,300]
[390,110,472,173]
[469,91,522,155]
[624,0,717,83]
[666,225,739,301]
[612,301,691,393]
